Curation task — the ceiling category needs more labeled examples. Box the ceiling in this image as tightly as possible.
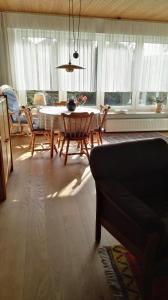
[0,0,168,23]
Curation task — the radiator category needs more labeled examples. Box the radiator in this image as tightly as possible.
[106,117,168,132]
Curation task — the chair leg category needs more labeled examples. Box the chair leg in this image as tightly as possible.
[90,132,94,149]
[20,125,24,135]
[80,141,83,156]
[83,139,90,160]
[31,134,35,156]
[54,144,58,154]
[95,132,100,145]
[51,132,58,154]
[29,134,32,149]
[64,139,70,165]
[57,132,61,148]
[99,131,103,144]
[59,138,65,157]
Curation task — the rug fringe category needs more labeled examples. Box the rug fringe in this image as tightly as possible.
[99,247,127,300]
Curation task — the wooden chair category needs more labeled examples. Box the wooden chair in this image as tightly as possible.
[53,101,68,147]
[90,105,110,148]
[0,85,28,135]
[8,108,28,135]
[23,107,57,156]
[59,112,94,165]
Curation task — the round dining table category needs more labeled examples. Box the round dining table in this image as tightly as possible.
[39,106,100,158]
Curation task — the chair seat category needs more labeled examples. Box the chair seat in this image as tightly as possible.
[32,127,48,132]
[62,132,89,139]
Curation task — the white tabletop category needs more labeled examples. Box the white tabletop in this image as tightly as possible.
[38,106,100,131]
[39,106,100,116]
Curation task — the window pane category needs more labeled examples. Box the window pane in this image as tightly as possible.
[67,92,96,106]
[104,92,132,106]
[45,91,59,105]
[26,90,59,106]
[139,92,167,105]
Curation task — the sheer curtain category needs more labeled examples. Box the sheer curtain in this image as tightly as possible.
[98,33,168,108]
[3,12,168,107]
[98,34,136,92]
[139,40,168,91]
[57,32,97,91]
[7,28,97,103]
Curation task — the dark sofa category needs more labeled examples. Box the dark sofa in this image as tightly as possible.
[90,138,168,291]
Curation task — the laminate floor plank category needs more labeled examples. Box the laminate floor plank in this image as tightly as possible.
[0,136,115,300]
[0,144,30,300]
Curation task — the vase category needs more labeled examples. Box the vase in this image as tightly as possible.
[67,99,76,111]
[155,103,162,113]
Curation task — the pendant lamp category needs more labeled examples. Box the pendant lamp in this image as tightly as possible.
[56,0,84,72]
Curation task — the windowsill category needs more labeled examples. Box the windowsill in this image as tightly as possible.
[108,111,168,119]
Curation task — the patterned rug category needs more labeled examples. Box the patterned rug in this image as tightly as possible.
[99,244,168,300]
[102,132,168,144]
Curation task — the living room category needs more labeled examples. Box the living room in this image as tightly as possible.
[1,1,168,300]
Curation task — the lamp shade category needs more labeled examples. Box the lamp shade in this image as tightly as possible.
[56,62,85,72]
[33,93,46,106]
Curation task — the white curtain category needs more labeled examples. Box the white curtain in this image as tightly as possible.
[99,34,168,95]
[7,28,97,95]
[99,34,136,92]
[140,41,168,91]
[3,12,168,106]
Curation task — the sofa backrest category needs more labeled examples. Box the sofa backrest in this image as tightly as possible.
[90,138,168,181]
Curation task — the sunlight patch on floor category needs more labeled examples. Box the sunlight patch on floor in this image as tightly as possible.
[46,192,58,199]
[58,166,91,197]
[15,152,31,161]
[12,199,19,202]
[15,144,30,149]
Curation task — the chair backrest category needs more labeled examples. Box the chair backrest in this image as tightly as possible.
[61,112,94,138]
[99,105,110,129]
[22,107,34,132]
[33,92,46,106]
[54,101,67,106]
[0,85,20,113]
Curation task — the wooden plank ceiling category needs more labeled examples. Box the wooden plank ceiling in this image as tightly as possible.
[0,0,168,22]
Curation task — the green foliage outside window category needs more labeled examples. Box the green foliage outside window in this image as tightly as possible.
[104,92,132,106]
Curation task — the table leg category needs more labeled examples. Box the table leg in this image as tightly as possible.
[50,116,54,158]
[50,129,54,158]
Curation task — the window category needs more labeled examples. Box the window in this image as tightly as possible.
[138,43,168,107]
[27,90,59,106]
[8,28,168,111]
[104,92,132,106]
[139,92,167,105]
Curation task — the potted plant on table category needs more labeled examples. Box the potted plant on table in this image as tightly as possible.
[76,94,88,106]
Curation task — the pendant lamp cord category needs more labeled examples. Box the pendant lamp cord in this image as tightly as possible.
[71,0,81,53]
[69,0,71,63]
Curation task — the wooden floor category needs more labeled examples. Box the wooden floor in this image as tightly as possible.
[0,135,116,300]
